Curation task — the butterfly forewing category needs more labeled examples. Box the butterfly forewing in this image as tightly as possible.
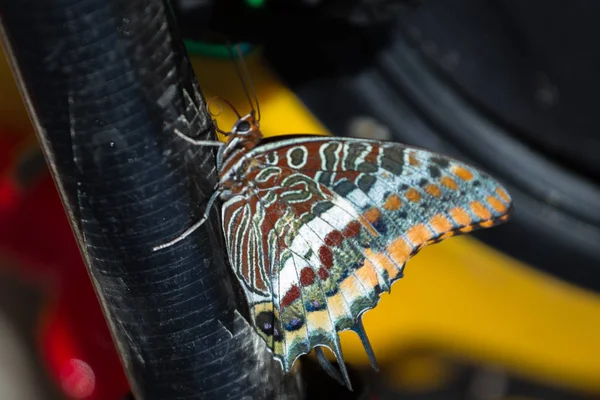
[221,136,512,371]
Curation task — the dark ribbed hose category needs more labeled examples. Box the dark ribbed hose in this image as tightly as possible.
[0,0,300,398]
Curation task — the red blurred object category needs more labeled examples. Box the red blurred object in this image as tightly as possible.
[0,132,130,399]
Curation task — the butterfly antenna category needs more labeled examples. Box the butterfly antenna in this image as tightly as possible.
[207,96,242,119]
[207,96,242,135]
[226,41,261,121]
[236,45,261,122]
[353,317,379,372]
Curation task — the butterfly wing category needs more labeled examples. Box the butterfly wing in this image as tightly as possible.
[221,136,512,372]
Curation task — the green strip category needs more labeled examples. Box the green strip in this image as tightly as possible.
[184,40,253,58]
[246,0,265,7]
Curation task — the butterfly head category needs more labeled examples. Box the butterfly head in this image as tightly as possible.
[217,111,264,185]
[231,111,260,137]
[224,111,263,149]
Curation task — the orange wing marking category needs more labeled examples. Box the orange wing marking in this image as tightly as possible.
[487,195,508,213]
[440,176,458,190]
[429,214,453,234]
[404,188,421,203]
[470,201,492,220]
[406,224,433,247]
[449,207,472,226]
[452,166,474,181]
[383,194,402,211]
[496,187,511,203]
[424,184,442,198]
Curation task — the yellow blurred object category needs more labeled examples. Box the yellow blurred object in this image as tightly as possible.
[190,50,600,395]
[386,351,454,392]
[502,397,543,400]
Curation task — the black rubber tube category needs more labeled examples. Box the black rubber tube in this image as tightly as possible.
[0,0,299,398]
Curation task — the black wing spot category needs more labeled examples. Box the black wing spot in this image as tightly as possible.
[429,165,442,178]
[318,171,334,186]
[357,162,378,173]
[344,143,369,170]
[381,148,404,175]
[265,152,278,164]
[255,311,283,342]
[283,317,305,332]
[289,148,306,167]
[372,219,388,235]
[357,174,377,192]
[306,299,326,312]
[312,201,334,216]
[322,142,340,170]
[333,180,355,196]
[431,156,450,168]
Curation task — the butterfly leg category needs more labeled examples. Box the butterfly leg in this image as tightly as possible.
[173,129,227,169]
[173,128,225,148]
[152,189,221,252]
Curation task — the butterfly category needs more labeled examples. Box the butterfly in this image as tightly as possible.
[152,49,513,390]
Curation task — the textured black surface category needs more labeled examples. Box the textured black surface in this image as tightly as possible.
[0,0,299,398]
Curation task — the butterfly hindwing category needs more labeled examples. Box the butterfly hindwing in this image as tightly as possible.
[222,173,350,369]
[221,136,512,372]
